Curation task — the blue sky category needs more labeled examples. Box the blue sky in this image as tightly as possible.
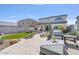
[0,4,79,24]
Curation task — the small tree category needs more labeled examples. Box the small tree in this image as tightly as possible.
[55,25,69,33]
[56,25,66,31]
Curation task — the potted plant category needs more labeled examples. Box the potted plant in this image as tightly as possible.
[51,35,58,43]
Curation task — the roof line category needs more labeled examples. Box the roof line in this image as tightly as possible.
[39,14,67,20]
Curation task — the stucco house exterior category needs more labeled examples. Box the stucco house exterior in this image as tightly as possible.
[75,16,79,31]
[68,24,76,32]
[17,18,39,31]
[17,18,38,27]
[39,15,67,31]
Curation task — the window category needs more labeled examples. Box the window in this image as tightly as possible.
[55,17,63,22]
[27,22,29,24]
[22,22,24,24]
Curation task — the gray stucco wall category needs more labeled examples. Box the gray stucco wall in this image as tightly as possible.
[0,26,32,33]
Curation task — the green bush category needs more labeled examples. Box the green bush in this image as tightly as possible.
[55,25,67,33]
[76,31,79,35]
[63,29,69,33]
[68,31,79,35]
[68,32,76,35]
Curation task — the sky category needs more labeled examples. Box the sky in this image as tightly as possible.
[0,4,79,25]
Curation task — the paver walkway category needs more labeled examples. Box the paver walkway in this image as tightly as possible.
[0,32,79,55]
[0,33,47,55]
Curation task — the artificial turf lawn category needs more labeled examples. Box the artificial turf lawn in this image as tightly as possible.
[0,32,36,40]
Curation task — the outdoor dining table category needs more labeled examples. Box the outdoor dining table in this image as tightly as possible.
[40,40,65,55]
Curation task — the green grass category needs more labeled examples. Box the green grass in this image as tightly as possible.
[0,32,36,40]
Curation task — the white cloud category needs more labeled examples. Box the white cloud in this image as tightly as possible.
[10,16,16,18]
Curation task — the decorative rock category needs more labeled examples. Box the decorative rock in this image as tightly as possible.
[10,40,17,45]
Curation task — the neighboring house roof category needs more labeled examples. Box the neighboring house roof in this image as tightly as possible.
[39,14,67,20]
[0,21,17,27]
[18,18,38,22]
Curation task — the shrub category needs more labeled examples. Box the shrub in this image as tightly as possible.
[55,25,67,33]
[63,28,69,33]
[68,32,76,35]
